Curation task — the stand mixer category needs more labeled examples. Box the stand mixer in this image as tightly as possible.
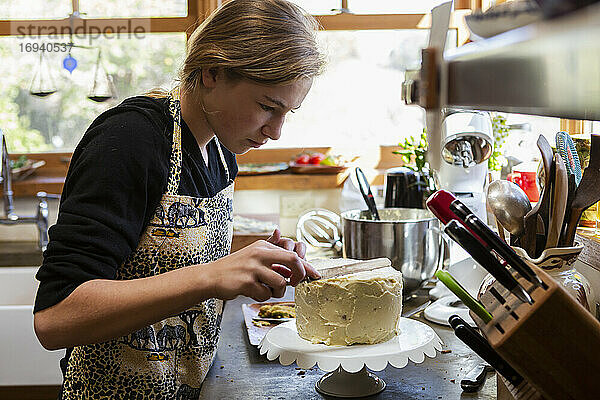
[425,109,494,327]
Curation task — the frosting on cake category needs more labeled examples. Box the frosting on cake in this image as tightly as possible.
[295,266,403,346]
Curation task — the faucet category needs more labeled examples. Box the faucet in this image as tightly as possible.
[0,128,60,251]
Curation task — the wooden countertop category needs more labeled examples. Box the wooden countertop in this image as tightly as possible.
[3,171,353,197]
[235,170,350,190]
[3,146,403,197]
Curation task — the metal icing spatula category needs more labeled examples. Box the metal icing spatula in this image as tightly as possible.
[305,257,392,281]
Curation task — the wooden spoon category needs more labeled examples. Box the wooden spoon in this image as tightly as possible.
[562,133,600,246]
[546,153,568,249]
[522,135,554,257]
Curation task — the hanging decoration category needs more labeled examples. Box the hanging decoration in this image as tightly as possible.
[62,53,77,73]
[28,4,117,101]
[30,51,58,97]
[88,48,116,102]
[29,42,117,102]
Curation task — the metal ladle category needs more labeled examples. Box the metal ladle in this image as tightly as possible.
[486,180,532,241]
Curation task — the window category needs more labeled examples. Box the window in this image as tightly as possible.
[1,0,464,153]
[1,34,186,152]
[271,29,457,148]
[2,0,71,20]
[347,0,456,14]
[290,0,456,14]
[79,0,187,18]
[289,0,341,15]
[502,114,562,163]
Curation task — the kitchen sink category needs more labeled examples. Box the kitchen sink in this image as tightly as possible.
[0,267,64,386]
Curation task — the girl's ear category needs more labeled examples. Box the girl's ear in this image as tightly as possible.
[201,67,220,89]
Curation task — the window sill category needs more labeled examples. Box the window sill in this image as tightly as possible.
[2,171,354,196]
[3,146,402,196]
[236,170,350,190]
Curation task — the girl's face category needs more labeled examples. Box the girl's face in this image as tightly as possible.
[201,70,313,154]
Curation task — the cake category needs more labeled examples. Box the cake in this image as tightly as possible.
[295,266,403,346]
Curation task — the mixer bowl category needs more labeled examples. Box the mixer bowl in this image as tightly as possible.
[341,208,444,296]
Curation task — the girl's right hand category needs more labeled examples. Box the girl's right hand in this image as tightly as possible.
[204,240,320,302]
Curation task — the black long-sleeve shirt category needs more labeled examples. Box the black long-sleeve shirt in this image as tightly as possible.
[34,96,237,313]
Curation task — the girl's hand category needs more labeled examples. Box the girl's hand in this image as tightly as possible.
[205,235,320,302]
[266,228,311,278]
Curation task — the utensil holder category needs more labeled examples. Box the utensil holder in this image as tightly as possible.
[512,245,594,311]
[472,263,600,400]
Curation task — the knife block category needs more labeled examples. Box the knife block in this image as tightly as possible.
[472,264,600,400]
[497,375,545,400]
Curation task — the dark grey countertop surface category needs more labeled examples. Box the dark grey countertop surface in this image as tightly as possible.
[199,287,497,400]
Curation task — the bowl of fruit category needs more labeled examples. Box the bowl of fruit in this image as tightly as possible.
[289,152,351,174]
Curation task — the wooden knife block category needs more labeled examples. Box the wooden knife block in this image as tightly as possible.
[472,264,600,400]
[497,374,545,400]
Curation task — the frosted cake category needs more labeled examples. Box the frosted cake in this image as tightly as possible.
[295,266,403,346]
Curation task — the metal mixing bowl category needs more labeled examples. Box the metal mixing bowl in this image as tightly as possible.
[341,208,445,296]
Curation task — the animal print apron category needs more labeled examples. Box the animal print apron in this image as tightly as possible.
[61,87,234,399]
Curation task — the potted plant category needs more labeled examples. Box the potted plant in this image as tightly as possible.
[488,113,510,181]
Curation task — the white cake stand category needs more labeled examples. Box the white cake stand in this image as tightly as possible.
[258,318,443,398]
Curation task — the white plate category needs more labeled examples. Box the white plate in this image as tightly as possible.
[258,317,442,372]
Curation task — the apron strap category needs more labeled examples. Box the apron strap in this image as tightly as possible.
[213,136,231,184]
[166,87,183,195]
[166,87,233,194]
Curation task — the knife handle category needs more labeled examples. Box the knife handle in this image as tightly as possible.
[450,200,542,287]
[444,220,532,304]
[436,270,492,323]
[426,190,487,246]
[461,363,493,393]
[449,315,523,387]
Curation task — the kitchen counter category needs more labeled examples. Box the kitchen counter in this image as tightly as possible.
[1,287,496,400]
[199,287,497,400]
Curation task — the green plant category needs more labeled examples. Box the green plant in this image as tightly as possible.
[393,128,429,173]
[10,155,28,169]
[488,113,510,171]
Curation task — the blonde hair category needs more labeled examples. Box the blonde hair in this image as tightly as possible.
[147,0,325,98]
[146,0,325,97]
